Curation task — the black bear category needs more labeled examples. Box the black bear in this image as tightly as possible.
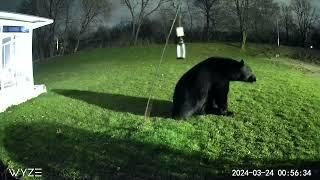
[172,57,256,119]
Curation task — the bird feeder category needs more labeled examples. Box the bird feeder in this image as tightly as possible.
[176,27,185,59]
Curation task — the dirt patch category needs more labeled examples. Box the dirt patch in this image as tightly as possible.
[269,57,320,78]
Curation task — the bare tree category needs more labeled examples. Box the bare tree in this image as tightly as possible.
[122,0,169,45]
[234,0,251,51]
[291,0,318,46]
[156,5,175,41]
[58,0,74,55]
[281,4,294,43]
[73,0,111,53]
[18,0,69,59]
[46,0,67,56]
[194,0,219,41]
[186,0,194,35]
[251,0,280,42]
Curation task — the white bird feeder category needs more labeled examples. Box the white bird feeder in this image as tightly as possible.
[176,27,186,59]
[0,11,53,113]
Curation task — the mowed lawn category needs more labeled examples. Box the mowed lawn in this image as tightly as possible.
[0,43,320,179]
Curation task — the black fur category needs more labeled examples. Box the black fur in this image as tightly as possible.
[172,57,256,119]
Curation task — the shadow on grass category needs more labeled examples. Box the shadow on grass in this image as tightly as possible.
[4,123,228,179]
[53,89,172,118]
[4,123,320,179]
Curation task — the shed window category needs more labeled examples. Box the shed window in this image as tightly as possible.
[3,26,29,33]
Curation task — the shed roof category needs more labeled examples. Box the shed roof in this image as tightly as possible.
[0,11,53,29]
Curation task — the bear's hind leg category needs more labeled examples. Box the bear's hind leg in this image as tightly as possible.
[204,88,220,115]
[172,102,198,119]
[214,83,234,116]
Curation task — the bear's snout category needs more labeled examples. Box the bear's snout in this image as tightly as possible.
[247,75,256,82]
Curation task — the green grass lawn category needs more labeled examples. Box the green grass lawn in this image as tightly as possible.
[0,43,320,179]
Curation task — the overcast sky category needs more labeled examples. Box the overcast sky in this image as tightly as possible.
[0,0,319,27]
[0,0,24,12]
[0,0,127,27]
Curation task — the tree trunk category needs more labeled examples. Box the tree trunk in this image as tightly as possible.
[186,0,193,41]
[74,38,80,53]
[49,42,54,57]
[131,20,136,44]
[61,43,66,56]
[206,11,210,41]
[211,16,217,40]
[134,22,142,46]
[304,31,308,47]
[285,25,289,43]
[241,30,247,51]
[300,30,306,46]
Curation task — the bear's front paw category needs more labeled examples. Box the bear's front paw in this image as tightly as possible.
[225,111,234,117]
[220,110,234,117]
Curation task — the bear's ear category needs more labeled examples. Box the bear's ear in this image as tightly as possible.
[240,59,244,66]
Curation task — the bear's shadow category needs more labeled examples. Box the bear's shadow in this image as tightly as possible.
[53,89,172,118]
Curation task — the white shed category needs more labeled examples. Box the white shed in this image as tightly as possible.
[0,11,53,112]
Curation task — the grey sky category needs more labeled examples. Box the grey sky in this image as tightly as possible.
[107,1,129,27]
[87,0,320,27]
[0,0,319,27]
[0,0,24,12]
[0,0,129,27]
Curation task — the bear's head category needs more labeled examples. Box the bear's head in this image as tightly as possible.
[234,60,256,83]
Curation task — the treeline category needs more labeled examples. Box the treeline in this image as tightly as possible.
[17,0,320,60]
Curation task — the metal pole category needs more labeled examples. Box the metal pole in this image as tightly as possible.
[178,4,182,27]
[144,1,181,118]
